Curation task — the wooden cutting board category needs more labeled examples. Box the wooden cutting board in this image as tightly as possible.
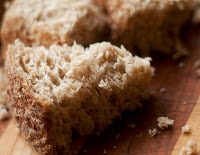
[0,120,86,155]
[0,97,199,155]
[172,97,200,155]
[0,26,200,155]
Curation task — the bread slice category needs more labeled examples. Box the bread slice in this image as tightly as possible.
[1,0,107,57]
[103,0,194,55]
[6,40,154,154]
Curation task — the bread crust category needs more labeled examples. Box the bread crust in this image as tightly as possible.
[6,51,72,155]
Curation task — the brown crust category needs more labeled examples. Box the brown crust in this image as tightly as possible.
[6,49,72,155]
[6,75,75,155]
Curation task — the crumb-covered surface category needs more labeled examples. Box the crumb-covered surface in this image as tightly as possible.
[0,104,10,121]
[78,27,200,155]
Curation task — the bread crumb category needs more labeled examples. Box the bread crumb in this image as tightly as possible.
[193,59,200,77]
[178,62,185,68]
[193,59,200,70]
[148,128,158,137]
[159,88,166,94]
[127,123,136,129]
[157,116,174,129]
[179,140,198,155]
[195,69,200,77]
[183,101,187,105]
[182,125,191,134]
[113,145,117,149]
[0,104,10,121]
[103,149,107,154]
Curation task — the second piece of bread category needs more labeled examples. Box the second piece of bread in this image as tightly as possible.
[104,0,195,55]
[1,0,107,57]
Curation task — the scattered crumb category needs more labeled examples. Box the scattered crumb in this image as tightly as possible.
[182,125,191,134]
[103,149,107,154]
[0,104,10,121]
[193,59,200,77]
[193,59,200,70]
[148,128,158,137]
[179,140,198,155]
[183,101,187,105]
[159,88,166,94]
[157,116,174,129]
[195,69,200,77]
[178,62,185,68]
[127,123,136,129]
[113,145,117,149]
[116,133,120,140]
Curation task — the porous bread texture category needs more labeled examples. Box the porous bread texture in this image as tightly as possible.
[0,67,7,106]
[6,40,154,155]
[104,0,194,55]
[1,0,107,56]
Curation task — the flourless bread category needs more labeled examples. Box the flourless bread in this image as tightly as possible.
[6,40,154,154]
[1,0,107,58]
[102,0,194,55]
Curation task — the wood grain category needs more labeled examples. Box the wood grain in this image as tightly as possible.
[0,120,38,155]
[0,119,87,155]
[172,96,200,155]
